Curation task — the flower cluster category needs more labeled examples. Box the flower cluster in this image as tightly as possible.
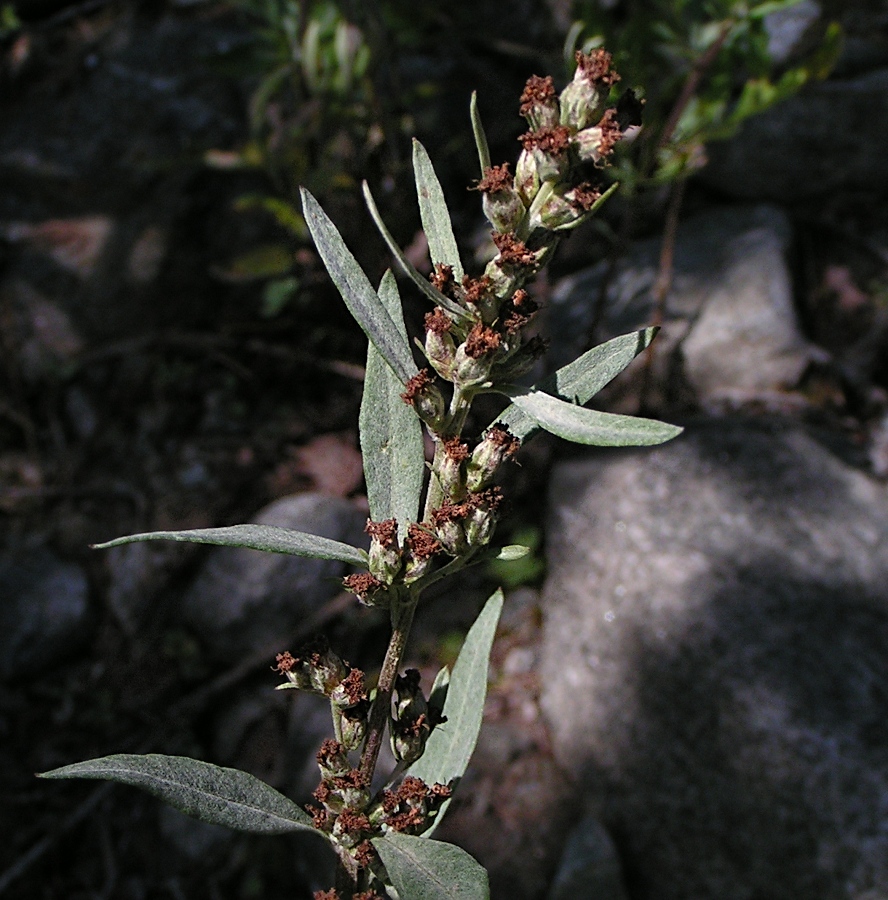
[274,639,370,750]
[290,52,633,897]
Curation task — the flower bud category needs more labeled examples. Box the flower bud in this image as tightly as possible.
[316,739,351,780]
[403,523,441,583]
[515,149,540,206]
[401,369,446,432]
[309,644,349,695]
[464,487,503,548]
[423,309,457,379]
[391,670,431,765]
[559,49,620,131]
[436,437,469,497]
[342,572,386,607]
[466,425,521,491]
[519,126,572,183]
[329,667,368,711]
[574,108,622,165]
[519,74,560,130]
[339,704,369,752]
[454,343,493,387]
[365,518,402,583]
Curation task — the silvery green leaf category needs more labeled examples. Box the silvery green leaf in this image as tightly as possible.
[413,139,464,280]
[300,187,418,383]
[408,589,503,818]
[470,91,491,174]
[506,389,683,447]
[360,270,425,539]
[373,832,489,900]
[92,524,367,567]
[490,544,531,561]
[362,181,471,322]
[496,327,658,441]
[39,754,314,835]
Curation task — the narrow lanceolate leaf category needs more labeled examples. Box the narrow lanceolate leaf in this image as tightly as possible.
[38,754,314,835]
[409,589,503,794]
[362,182,471,322]
[373,832,489,900]
[300,187,418,383]
[496,327,658,441]
[92,524,367,567]
[413,139,464,280]
[360,270,425,539]
[506,389,683,447]
[470,91,491,175]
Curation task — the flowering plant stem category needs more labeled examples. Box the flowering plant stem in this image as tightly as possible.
[40,50,683,900]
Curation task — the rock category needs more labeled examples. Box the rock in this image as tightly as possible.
[547,815,628,900]
[0,546,91,680]
[549,205,812,407]
[180,494,367,661]
[764,0,822,65]
[701,69,888,202]
[105,540,184,636]
[539,418,888,900]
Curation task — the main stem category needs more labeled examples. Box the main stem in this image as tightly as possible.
[358,589,419,783]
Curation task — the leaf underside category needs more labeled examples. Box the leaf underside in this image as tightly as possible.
[38,754,314,835]
[408,588,504,828]
[373,831,490,900]
[360,270,425,539]
[413,139,464,281]
[496,327,661,442]
[301,187,418,383]
[507,389,683,447]
[92,524,368,567]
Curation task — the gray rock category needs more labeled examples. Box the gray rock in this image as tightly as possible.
[181,494,367,661]
[550,206,811,406]
[548,815,628,900]
[764,0,822,65]
[702,68,888,202]
[0,547,91,680]
[540,418,888,900]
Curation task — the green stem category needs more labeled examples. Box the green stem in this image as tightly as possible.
[358,590,419,784]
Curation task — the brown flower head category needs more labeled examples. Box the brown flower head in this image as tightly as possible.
[575,48,620,87]
[430,263,455,296]
[273,651,296,673]
[492,232,536,268]
[520,75,556,116]
[464,322,501,359]
[425,307,452,335]
[519,124,573,157]
[406,523,442,560]
[314,888,340,900]
[365,517,398,548]
[443,436,470,462]
[596,107,622,156]
[476,163,514,194]
[342,572,383,603]
[461,274,493,307]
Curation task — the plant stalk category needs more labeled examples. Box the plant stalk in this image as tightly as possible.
[358,590,419,783]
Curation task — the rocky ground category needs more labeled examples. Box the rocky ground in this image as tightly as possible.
[2,1,888,899]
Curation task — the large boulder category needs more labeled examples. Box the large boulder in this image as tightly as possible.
[549,205,813,408]
[539,418,888,900]
[181,494,367,662]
